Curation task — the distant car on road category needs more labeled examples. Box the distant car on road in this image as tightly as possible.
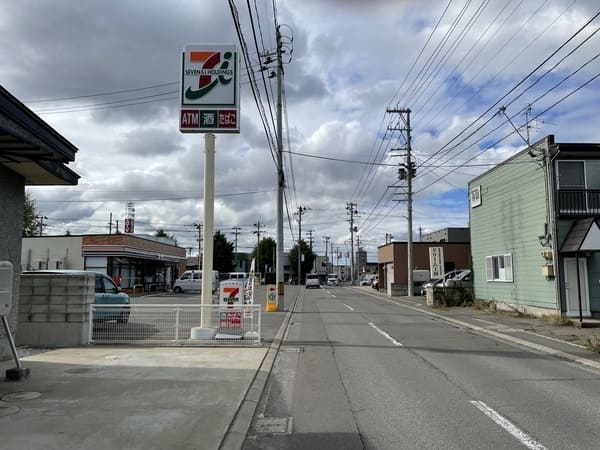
[360,276,374,286]
[305,273,321,289]
[327,274,339,286]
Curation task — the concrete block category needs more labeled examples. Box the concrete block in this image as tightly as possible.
[31,295,50,305]
[49,304,66,313]
[49,295,67,305]
[32,277,50,288]
[19,276,34,287]
[48,313,66,322]
[50,276,69,287]
[31,305,50,314]
[19,284,34,296]
[30,313,48,322]
[66,304,87,314]
[50,285,68,295]
[19,294,33,305]
[18,312,32,322]
[66,285,89,296]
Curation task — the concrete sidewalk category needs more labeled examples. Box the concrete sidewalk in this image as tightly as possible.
[0,347,266,450]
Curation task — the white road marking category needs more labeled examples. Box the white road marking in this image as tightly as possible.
[470,400,548,450]
[342,303,354,311]
[368,323,403,346]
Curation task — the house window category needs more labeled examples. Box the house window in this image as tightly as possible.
[486,254,513,282]
[470,185,482,207]
[557,161,585,189]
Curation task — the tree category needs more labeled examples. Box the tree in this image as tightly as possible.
[252,237,276,274]
[213,230,234,273]
[22,191,38,237]
[155,228,177,244]
[288,240,316,284]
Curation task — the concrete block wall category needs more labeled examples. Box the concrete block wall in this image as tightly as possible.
[17,273,94,346]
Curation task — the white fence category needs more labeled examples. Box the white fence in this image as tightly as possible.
[89,304,261,345]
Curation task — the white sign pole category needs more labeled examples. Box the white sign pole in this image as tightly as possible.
[201,132,215,328]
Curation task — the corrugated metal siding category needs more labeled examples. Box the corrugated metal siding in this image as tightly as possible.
[469,151,557,309]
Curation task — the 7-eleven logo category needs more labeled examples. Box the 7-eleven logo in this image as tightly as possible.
[223,286,240,304]
[184,50,233,100]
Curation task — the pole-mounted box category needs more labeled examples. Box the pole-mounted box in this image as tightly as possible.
[0,261,14,316]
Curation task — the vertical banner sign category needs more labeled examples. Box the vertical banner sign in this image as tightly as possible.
[180,44,240,134]
[429,247,444,279]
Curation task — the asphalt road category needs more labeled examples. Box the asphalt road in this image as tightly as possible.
[243,285,600,449]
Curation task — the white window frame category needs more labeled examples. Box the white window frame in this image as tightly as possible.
[470,185,482,208]
[485,254,513,282]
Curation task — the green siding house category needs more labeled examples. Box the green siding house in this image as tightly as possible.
[469,135,600,319]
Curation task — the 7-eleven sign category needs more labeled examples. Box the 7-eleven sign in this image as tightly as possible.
[219,280,244,305]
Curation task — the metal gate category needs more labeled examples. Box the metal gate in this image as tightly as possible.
[89,304,261,345]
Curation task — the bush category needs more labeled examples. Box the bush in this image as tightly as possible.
[432,286,474,308]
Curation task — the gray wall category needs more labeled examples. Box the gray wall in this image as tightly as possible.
[0,165,25,361]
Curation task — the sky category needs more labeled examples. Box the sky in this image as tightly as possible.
[2,0,600,264]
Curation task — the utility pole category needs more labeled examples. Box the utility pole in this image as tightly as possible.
[307,229,314,250]
[295,206,307,285]
[346,203,358,285]
[275,25,285,310]
[356,235,362,278]
[36,215,48,236]
[323,235,330,274]
[231,226,241,270]
[387,107,415,296]
[192,223,203,269]
[108,213,113,235]
[253,221,266,274]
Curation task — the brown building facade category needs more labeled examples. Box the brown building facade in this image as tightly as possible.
[377,242,471,295]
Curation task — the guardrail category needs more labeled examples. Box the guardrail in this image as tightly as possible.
[89,304,261,345]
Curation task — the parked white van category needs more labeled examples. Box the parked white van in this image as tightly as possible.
[228,272,248,281]
[173,270,219,293]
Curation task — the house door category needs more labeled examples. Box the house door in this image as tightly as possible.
[564,257,590,317]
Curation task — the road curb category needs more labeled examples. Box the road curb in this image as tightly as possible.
[219,288,303,450]
[355,287,600,372]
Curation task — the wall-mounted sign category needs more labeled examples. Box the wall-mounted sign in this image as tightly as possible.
[180,44,240,133]
[429,247,444,279]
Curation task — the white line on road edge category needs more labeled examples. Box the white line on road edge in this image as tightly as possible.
[470,400,547,450]
[354,288,600,373]
[368,322,403,346]
[342,303,354,311]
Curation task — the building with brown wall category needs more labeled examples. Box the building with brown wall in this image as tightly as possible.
[377,241,471,295]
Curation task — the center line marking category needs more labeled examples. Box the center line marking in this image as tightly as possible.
[368,323,403,346]
[342,303,354,311]
[470,400,547,450]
